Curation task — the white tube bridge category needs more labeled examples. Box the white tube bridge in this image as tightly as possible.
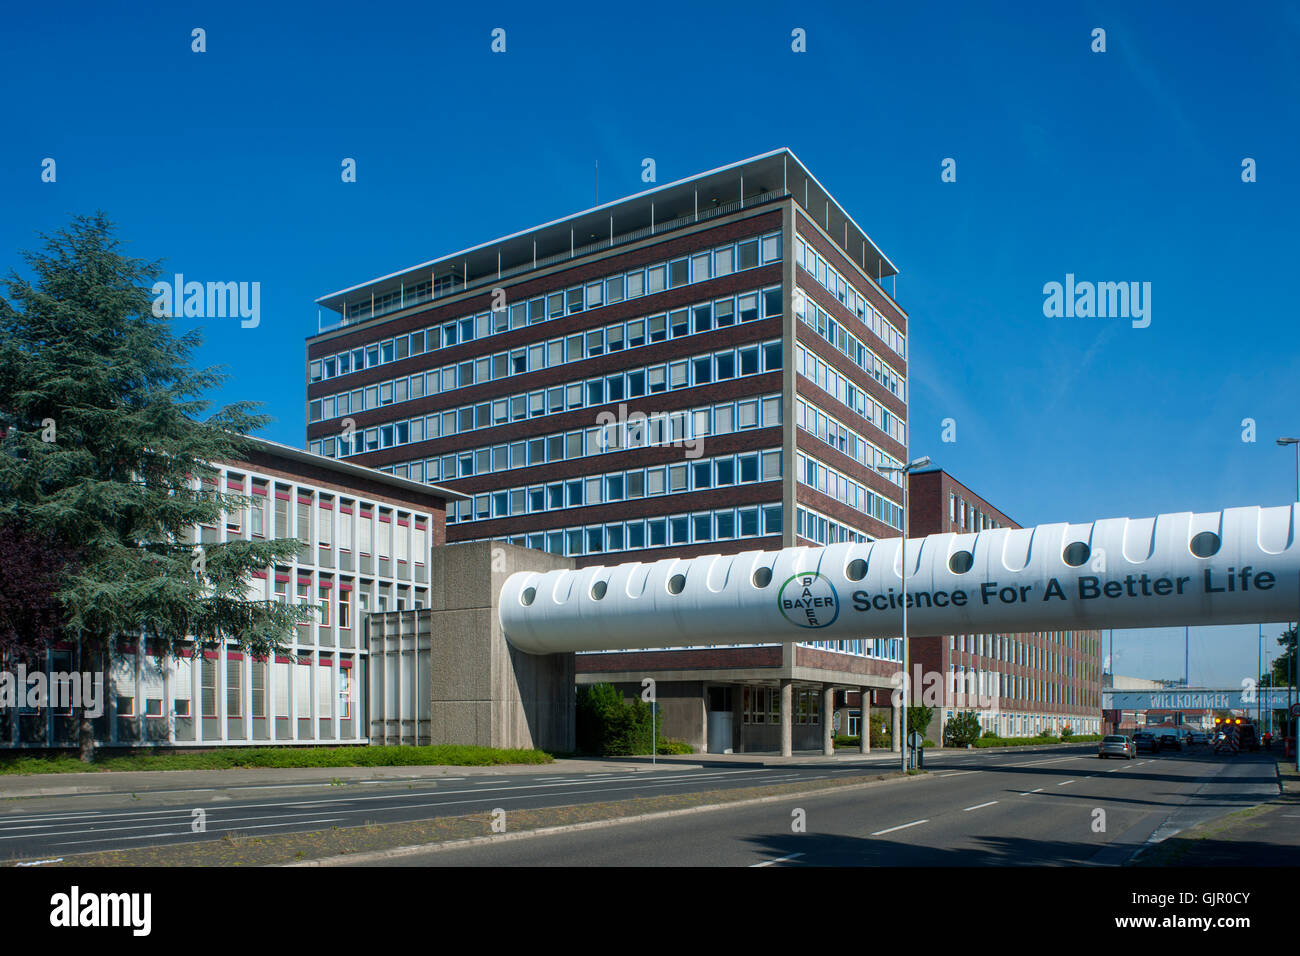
[499,504,1300,654]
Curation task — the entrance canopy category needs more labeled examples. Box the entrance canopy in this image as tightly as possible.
[500,504,1299,654]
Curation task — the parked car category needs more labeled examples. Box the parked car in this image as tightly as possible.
[1133,732,1160,753]
[1187,732,1208,745]
[1158,733,1182,751]
[1098,735,1135,759]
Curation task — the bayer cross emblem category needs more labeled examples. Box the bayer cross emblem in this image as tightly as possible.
[778,572,840,629]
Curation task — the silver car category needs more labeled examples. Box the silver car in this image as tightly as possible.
[1098,735,1134,759]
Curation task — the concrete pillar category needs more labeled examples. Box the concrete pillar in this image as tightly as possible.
[779,679,793,757]
[822,684,835,756]
[732,685,745,754]
[859,687,871,753]
[892,700,902,752]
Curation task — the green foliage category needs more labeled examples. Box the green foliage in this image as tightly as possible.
[0,745,552,775]
[945,711,982,747]
[657,738,694,755]
[907,704,934,737]
[1060,725,1074,739]
[981,729,1000,739]
[1261,628,1297,687]
[973,733,1103,748]
[575,683,665,755]
[869,713,892,749]
[0,213,312,664]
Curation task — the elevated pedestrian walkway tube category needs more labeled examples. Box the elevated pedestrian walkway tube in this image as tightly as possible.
[499,504,1300,654]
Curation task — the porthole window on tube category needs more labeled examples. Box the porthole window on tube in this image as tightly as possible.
[846,558,867,581]
[752,566,773,588]
[521,586,536,606]
[1062,542,1090,567]
[591,580,608,600]
[948,551,974,574]
[1189,531,1221,558]
[668,574,686,595]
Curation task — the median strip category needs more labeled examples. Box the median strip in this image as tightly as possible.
[11,768,924,867]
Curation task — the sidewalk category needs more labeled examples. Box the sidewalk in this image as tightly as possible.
[1132,758,1299,866]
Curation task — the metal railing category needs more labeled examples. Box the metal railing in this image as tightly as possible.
[320,189,791,333]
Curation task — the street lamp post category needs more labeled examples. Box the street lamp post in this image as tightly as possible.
[879,455,931,773]
[1278,437,1299,770]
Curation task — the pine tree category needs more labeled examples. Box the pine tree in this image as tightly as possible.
[0,212,311,760]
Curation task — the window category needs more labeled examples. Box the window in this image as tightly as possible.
[201,658,217,718]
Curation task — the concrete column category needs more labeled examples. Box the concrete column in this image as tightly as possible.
[732,685,745,754]
[859,688,871,753]
[892,700,902,752]
[779,679,793,757]
[822,684,835,756]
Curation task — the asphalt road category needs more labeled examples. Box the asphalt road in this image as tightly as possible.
[0,759,880,860]
[0,746,1278,864]
[367,748,1282,867]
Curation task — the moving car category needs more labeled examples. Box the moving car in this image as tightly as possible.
[1133,732,1160,754]
[1098,735,1135,759]
[1158,733,1182,751]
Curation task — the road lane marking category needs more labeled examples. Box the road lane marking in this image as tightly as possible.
[872,819,928,836]
[934,771,975,778]
[750,851,805,867]
[962,801,998,812]
[1021,788,1045,796]
[48,817,345,849]
[1057,780,1075,786]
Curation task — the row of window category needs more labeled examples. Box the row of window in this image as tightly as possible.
[950,493,1003,532]
[794,233,906,359]
[386,392,781,488]
[795,504,875,546]
[103,651,357,722]
[797,452,904,531]
[794,344,905,451]
[796,291,906,403]
[947,668,1099,708]
[741,687,824,725]
[951,632,1100,677]
[314,232,784,382]
[800,638,902,661]
[310,285,784,424]
[312,341,785,463]
[795,397,904,483]
[449,449,782,523]
[468,503,785,558]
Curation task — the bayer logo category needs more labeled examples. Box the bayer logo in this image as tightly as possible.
[778,572,840,629]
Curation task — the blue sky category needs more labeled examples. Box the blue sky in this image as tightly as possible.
[3,1,1298,686]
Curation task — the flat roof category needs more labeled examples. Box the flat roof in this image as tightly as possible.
[238,435,470,502]
[314,148,900,320]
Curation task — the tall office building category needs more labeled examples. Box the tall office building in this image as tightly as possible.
[305,150,912,752]
[306,149,908,562]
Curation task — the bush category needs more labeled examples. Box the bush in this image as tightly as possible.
[945,711,982,747]
[657,738,694,755]
[981,729,1000,739]
[1061,725,1074,739]
[575,683,665,755]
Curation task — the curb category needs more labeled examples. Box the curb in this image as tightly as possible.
[285,771,923,866]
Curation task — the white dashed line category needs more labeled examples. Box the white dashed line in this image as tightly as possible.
[962,801,998,812]
[872,819,928,836]
[750,851,805,867]
[1057,780,1075,786]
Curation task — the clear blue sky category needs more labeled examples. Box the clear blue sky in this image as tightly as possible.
[3,1,1298,686]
